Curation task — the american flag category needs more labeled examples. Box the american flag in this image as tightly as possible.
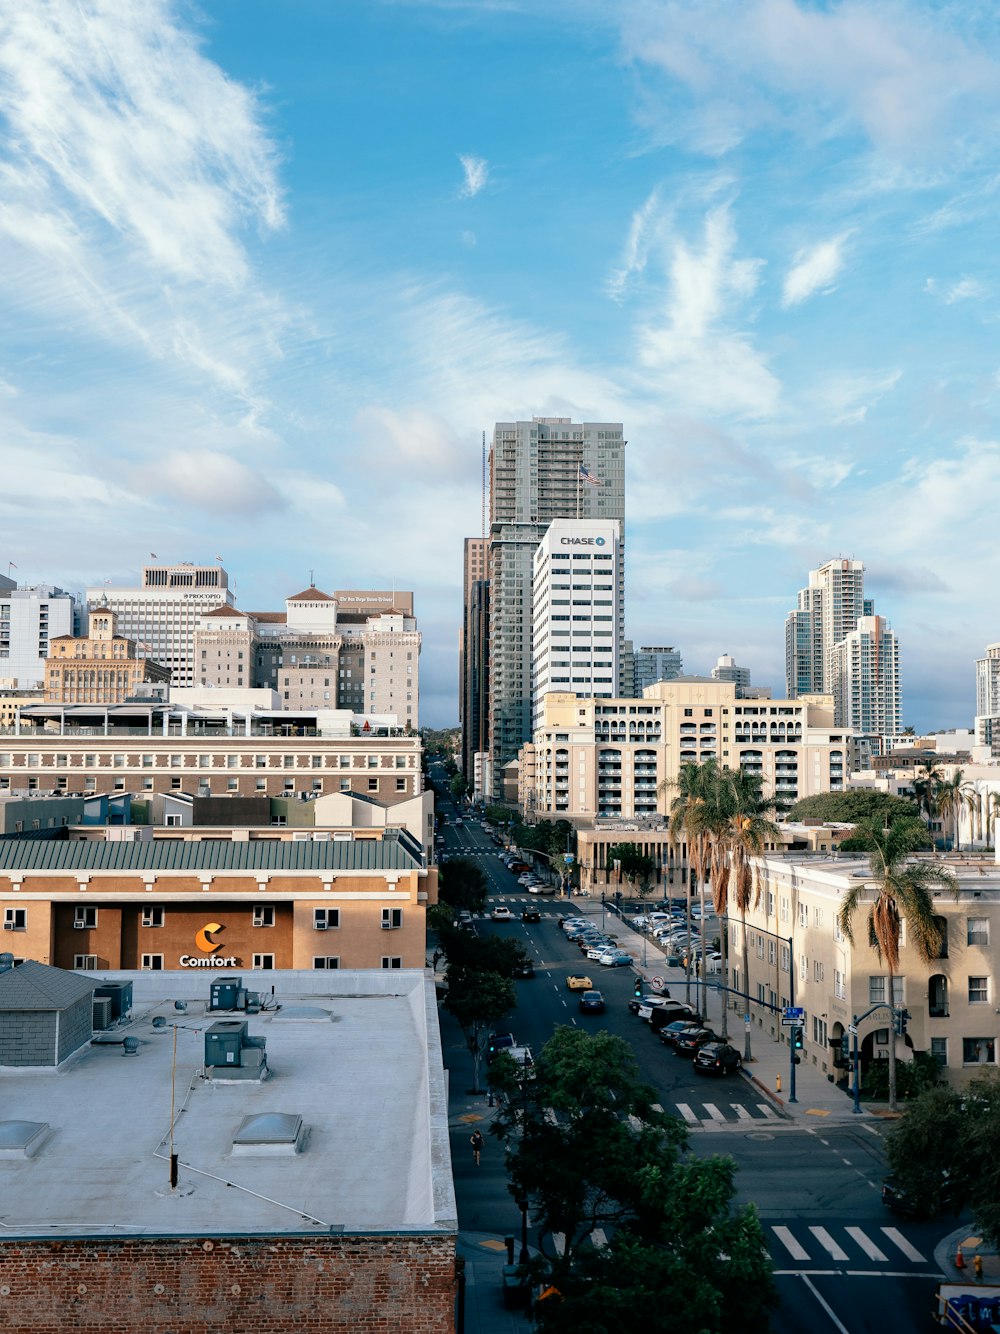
[579,464,601,487]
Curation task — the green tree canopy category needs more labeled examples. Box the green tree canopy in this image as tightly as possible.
[787,790,919,824]
[605,842,657,898]
[442,966,515,1093]
[490,1028,775,1331]
[450,771,471,801]
[437,857,488,913]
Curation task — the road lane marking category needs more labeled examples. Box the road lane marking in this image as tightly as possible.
[756,1103,779,1119]
[845,1226,888,1261]
[810,1226,849,1261]
[703,1103,726,1122]
[675,1103,699,1124]
[881,1227,925,1262]
[732,1104,753,1120]
[800,1275,851,1334]
[772,1226,810,1261]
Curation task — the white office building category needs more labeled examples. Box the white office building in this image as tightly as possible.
[531,519,623,731]
[975,642,1000,756]
[0,581,77,688]
[828,614,901,738]
[88,563,234,688]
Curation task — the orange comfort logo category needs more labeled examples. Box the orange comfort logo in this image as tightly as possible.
[194,922,224,954]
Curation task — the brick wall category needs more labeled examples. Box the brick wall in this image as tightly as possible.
[0,1009,56,1065]
[0,1233,457,1333]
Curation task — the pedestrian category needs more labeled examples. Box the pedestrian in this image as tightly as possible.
[470,1130,485,1166]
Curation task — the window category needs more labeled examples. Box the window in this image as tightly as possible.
[141,954,164,970]
[892,976,905,1006]
[253,953,275,970]
[381,956,402,970]
[834,968,846,1000]
[780,896,789,924]
[368,777,378,791]
[833,916,844,942]
[968,918,990,947]
[813,960,824,982]
[165,813,182,827]
[381,907,402,930]
[141,906,164,928]
[74,954,98,970]
[396,777,407,792]
[963,1037,996,1065]
[779,944,789,973]
[313,957,340,969]
[767,939,776,965]
[799,954,808,981]
[930,1037,948,1067]
[3,907,26,931]
[253,905,275,928]
[869,976,886,1004]
[798,903,809,927]
[969,976,990,1005]
[74,906,98,929]
[314,907,340,930]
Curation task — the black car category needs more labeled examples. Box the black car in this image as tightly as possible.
[513,959,536,979]
[693,1042,743,1075]
[881,1173,961,1219]
[674,1027,721,1057]
[658,1020,703,1048]
[649,1002,702,1031]
[579,990,605,1014]
[521,908,541,923]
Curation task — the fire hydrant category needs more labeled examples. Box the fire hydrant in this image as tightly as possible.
[975,1254,984,1283]
[776,1075,782,1094]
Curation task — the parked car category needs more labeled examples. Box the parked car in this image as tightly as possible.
[579,990,605,1014]
[487,1031,518,1061]
[658,1020,704,1048]
[491,906,514,921]
[674,1027,721,1057]
[599,950,633,967]
[559,917,588,932]
[637,998,678,1021]
[693,1042,743,1075]
[585,941,616,960]
[521,908,541,923]
[629,993,671,1015]
[648,1002,702,1031]
[566,974,593,991]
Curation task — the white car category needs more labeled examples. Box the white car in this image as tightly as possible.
[490,906,513,921]
[528,883,557,896]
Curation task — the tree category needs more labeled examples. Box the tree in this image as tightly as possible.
[450,771,471,802]
[787,790,919,824]
[837,818,958,1111]
[437,857,488,913]
[604,842,657,901]
[490,1028,775,1332]
[910,758,944,831]
[958,1071,1000,1246]
[442,966,515,1093]
[664,761,722,1019]
[935,769,977,851]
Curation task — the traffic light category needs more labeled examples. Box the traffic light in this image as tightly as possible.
[840,1032,850,1063]
[792,1026,804,1057]
[633,977,643,998]
[893,1008,910,1037]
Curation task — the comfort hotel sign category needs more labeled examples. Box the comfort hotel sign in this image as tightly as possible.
[179,922,240,969]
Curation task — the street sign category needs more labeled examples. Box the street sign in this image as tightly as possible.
[848,1024,858,1035]
[783,1006,804,1019]
[781,1019,800,1026]
[650,976,665,992]
[744,1014,751,1025]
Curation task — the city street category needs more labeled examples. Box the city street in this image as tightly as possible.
[434,791,951,1331]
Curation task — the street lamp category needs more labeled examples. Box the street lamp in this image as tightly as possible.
[514,1193,530,1264]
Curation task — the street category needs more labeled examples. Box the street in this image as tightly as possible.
[433,780,950,1330]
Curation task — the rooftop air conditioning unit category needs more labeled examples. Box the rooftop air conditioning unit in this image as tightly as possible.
[315,921,328,931]
[73,921,87,929]
[2,923,13,931]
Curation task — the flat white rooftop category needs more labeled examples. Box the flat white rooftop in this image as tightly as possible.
[0,970,456,1238]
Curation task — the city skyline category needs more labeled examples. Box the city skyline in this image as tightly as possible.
[1,3,998,729]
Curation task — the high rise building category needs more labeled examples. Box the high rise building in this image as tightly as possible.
[0,582,77,688]
[785,558,867,700]
[460,539,489,784]
[711,653,751,690]
[530,519,624,731]
[487,417,625,798]
[828,614,901,737]
[89,563,234,688]
[44,602,170,704]
[634,646,683,694]
[974,642,1000,756]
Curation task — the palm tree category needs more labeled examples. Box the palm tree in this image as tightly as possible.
[718,769,780,1062]
[986,792,1000,850]
[936,770,975,851]
[910,758,943,836]
[838,818,958,1110]
[664,761,720,1014]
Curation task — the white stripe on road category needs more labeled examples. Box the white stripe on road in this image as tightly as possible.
[591,1228,609,1249]
[881,1227,925,1263]
[810,1227,849,1261]
[800,1274,851,1334]
[845,1226,888,1262]
[675,1103,699,1124]
[756,1103,779,1119]
[732,1104,753,1121]
[702,1103,726,1122]
[772,1226,810,1261]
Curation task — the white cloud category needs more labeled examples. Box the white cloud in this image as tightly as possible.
[618,0,1000,161]
[607,186,663,299]
[458,154,489,198]
[782,234,848,307]
[132,450,286,515]
[944,277,986,304]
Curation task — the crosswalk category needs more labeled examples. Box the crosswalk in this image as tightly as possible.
[769,1222,931,1270]
[672,1099,780,1127]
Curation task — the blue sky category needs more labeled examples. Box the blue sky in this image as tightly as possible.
[1,0,998,729]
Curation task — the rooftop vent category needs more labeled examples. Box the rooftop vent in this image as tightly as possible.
[232,1112,306,1156]
[271,1006,331,1022]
